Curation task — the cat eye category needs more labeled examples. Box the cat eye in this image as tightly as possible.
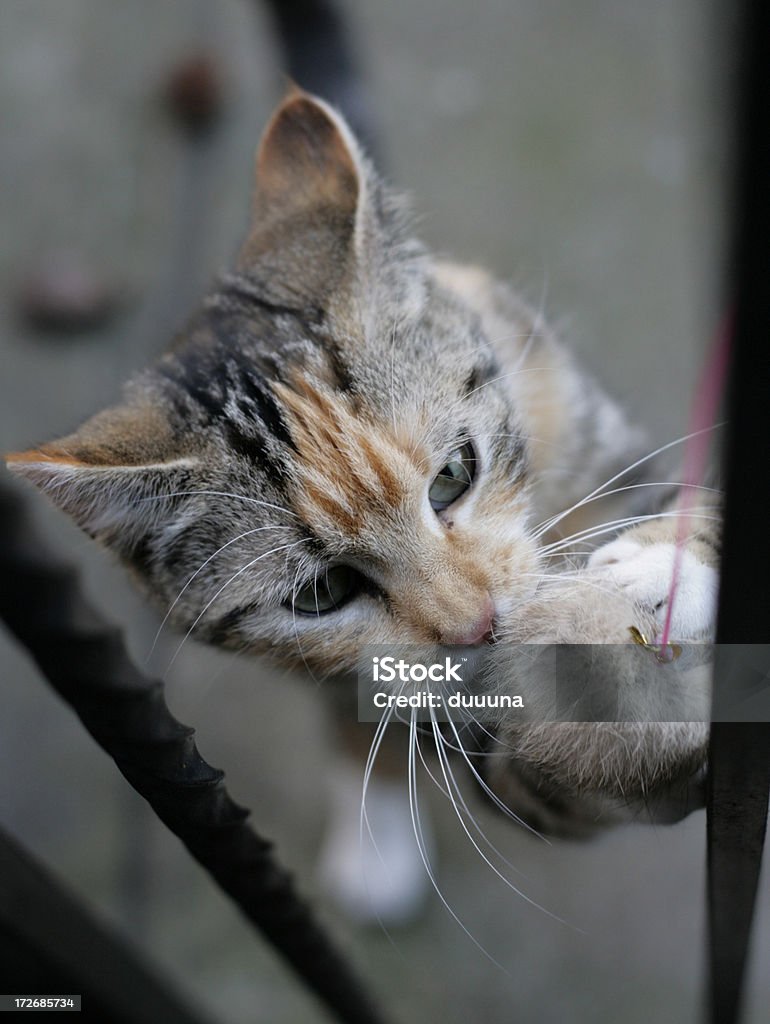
[292,565,359,615]
[428,441,477,511]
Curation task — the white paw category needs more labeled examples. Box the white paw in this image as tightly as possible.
[588,539,717,640]
[317,761,430,926]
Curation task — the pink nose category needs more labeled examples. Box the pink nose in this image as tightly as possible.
[442,595,495,647]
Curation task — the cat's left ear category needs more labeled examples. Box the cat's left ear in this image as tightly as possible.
[5,398,198,558]
[238,88,372,306]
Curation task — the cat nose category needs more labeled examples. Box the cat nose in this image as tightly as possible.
[441,595,495,647]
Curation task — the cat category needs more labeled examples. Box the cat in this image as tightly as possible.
[6,90,720,852]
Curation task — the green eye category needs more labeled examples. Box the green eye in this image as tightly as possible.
[292,565,358,615]
[429,441,477,512]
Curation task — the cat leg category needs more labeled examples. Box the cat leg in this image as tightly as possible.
[317,717,432,925]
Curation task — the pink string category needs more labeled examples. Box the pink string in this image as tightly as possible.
[658,314,732,650]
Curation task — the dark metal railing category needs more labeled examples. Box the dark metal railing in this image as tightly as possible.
[0,472,389,1024]
[708,3,770,1023]
[0,826,213,1024]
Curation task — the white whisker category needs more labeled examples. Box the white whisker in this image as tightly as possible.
[360,702,399,878]
[534,480,721,540]
[165,538,309,672]
[439,710,548,842]
[290,556,322,687]
[407,712,510,971]
[135,488,298,518]
[538,509,720,556]
[430,708,561,901]
[465,366,552,400]
[146,524,291,663]
[531,426,724,540]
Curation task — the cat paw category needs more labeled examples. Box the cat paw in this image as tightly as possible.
[587,539,718,640]
[317,760,431,926]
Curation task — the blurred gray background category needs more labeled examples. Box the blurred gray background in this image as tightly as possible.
[1,1,767,1022]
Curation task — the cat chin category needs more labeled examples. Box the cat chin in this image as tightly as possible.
[477,746,707,839]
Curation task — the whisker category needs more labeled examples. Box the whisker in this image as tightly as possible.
[406,712,509,971]
[355,700,413,954]
[537,509,720,556]
[165,538,309,672]
[465,366,552,400]
[135,489,299,519]
[290,556,321,687]
[423,720,532,873]
[517,571,637,606]
[435,699,520,758]
[146,524,291,663]
[360,702,399,878]
[531,425,724,539]
[430,713,564,908]
[475,431,565,451]
[439,710,548,841]
[534,480,722,540]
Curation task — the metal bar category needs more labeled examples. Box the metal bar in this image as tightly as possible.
[259,0,382,160]
[0,474,390,1024]
[708,2,770,1022]
[707,726,769,1024]
[0,826,215,1024]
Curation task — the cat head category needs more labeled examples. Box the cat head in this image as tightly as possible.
[7,90,538,675]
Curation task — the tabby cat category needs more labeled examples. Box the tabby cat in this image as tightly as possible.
[7,90,720,845]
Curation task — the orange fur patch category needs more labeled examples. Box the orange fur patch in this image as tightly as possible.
[274,372,423,531]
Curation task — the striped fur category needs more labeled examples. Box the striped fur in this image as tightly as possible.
[6,91,718,833]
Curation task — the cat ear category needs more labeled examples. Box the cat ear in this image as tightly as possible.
[238,88,369,305]
[6,400,197,555]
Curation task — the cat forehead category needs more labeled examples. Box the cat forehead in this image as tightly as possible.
[273,371,430,537]
[206,265,496,389]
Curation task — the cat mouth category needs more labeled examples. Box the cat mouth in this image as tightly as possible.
[442,639,495,682]
[443,622,497,650]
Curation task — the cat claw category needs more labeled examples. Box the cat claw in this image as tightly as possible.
[628,625,682,663]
